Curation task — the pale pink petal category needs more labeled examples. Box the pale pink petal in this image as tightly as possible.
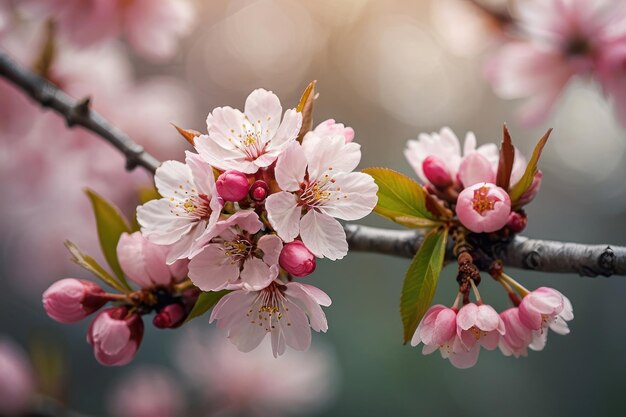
[318,171,378,221]
[280,298,312,352]
[476,304,501,332]
[302,133,361,179]
[188,244,240,291]
[154,160,193,200]
[185,151,216,197]
[240,258,275,291]
[456,303,478,331]
[458,153,495,187]
[270,108,302,149]
[266,191,302,242]
[244,89,282,137]
[284,282,330,332]
[275,141,307,192]
[137,199,194,245]
[256,234,283,267]
[449,343,480,369]
[479,331,500,351]
[299,210,348,260]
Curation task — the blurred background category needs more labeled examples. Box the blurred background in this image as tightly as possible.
[1,0,625,416]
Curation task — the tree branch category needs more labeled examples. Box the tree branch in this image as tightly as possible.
[0,49,160,173]
[1,49,625,277]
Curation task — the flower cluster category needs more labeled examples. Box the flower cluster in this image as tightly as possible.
[42,88,378,364]
[485,0,626,127]
[402,127,573,368]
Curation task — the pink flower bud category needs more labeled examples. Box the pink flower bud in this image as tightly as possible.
[422,156,453,188]
[153,304,186,329]
[517,170,543,206]
[250,180,269,202]
[88,307,144,366]
[507,211,527,233]
[313,119,355,143]
[216,170,249,202]
[456,182,511,233]
[279,241,316,277]
[43,279,107,323]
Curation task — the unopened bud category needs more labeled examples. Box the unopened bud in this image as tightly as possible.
[153,304,185,329]
[422,156,453,188]
[250,180,269,202]
[216,170,249,202]
[87,307,144,366]
[456,182,511,233]
[507,211,527,233]
[279,241,316,277]
[517,170,543,206]
[43,279,107,323]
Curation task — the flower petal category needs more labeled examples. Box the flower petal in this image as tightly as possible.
[318,171,378,221]
[274,141,307,192]
[265,191,301,242]
[188,244,240,291]
[299,210,348,260]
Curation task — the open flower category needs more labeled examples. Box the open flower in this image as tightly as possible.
[188,211,282,291]
[266,133,378,260]
[117,232,189,288]
[498,307,534,358]
[518,287,574,351]
[210,281,331,357]
[195,89,302,174]
[136,152,222,263]
[454,303,505,367]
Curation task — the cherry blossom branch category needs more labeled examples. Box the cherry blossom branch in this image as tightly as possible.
[0,49,160,172]
[2,48,625,278]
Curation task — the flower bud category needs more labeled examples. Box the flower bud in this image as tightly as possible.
[43,279,107,323]
[456,182,511,233]
[507,211,527,233]
[87,307,144,366]
[250,180,269,202]
[279,241,316,277]
[153,304,186,329]
[216,170,249,202]
[313,119,355,143]
[422,156,453,188]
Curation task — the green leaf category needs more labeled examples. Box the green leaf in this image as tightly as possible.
[509,128,552,205]
[85,188,133,291]
[362,167,442,228]
[400,228,448,344]
[185,290,231,323]
[64,241,129,293]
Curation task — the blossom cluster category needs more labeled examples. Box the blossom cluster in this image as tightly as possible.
[485,0,626,127]
[43,88,378,364]
[404,127,573,368]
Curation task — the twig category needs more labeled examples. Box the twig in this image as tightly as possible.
[0,49,160,172]
[1,49,625,277]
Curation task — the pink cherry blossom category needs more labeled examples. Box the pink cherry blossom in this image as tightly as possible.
[210,281,331,357]
[136,152,223,263]
[485,0,626,126]
[108,367,186,417]
[279,240,316,277]
[0,337,35,416]
[410,304,478,369]
[188,211,282,291]
[456,182,512,233]
[117,232,189,289]
[36,0,194,61]
[176,331,337,415]
[195,89,302,174]
[455,303,505,353]
[518,287,574,345]
[87,307,144,366]
[313,118,355,143]
[42,278,108,323]
[498,307,533,358]
[266,133,378,260]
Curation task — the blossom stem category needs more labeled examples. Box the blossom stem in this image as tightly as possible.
[498,272,530,297]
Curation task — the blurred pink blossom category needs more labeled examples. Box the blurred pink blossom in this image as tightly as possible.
[0,337,35,416]
[108,367,186,417]
[485,0,626,126]
[176,329,337,416]
[35,0,194,61]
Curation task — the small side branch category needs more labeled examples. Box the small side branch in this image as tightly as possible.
[0,50,160,173]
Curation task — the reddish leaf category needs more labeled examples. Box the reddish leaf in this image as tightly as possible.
[496,124,515,191]
[296,80,317,142]
[171,123,201,146]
